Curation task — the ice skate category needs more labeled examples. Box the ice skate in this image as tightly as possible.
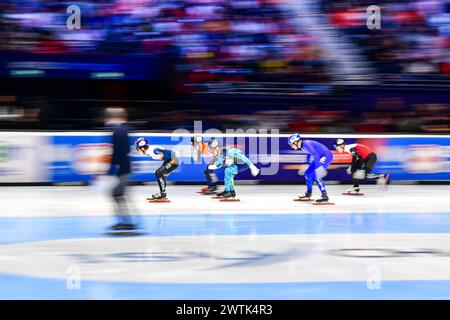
[113,223,138,231]
[104,223,144,236]
[197,186,211,194]
[376,173,392,186]
[148,192,170,203]
[146,192,166,200]
[383,173,392,185]
[343,187,364,196]
[202,186,218,195]
[220,190,240,202]
[313,195,335,205]
[212,190,227,199]
[294,192,313,202]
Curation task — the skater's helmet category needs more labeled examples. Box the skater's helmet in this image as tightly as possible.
[334,138,345,149]
[207,139,221,151]
[190,136,203,145]
[288,133,302,146]
[135,137,149,151]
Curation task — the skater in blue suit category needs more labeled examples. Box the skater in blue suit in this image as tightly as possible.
[288,133,333,203]
[207,139,260,199]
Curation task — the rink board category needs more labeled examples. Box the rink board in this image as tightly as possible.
[0,132,448,183]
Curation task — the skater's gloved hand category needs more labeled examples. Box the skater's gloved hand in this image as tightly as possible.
[346,167,352,175]
[250,164,260,177]
[208,164,218,170]
[297,165,307,175]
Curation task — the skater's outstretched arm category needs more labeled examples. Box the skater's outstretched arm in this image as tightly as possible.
[227,148,252,166]
[228,148,259,176]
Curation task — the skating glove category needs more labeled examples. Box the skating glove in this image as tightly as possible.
[208,164,218,170]
[346,167,352,175]
[250,164,260,177]
[298,166,307,175]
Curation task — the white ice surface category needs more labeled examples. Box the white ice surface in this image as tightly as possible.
[0,184,449,217]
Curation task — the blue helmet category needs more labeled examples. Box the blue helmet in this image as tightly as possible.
[135,137,149,150]
[288,133,301,146]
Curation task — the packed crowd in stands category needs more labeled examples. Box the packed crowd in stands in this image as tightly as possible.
[0,0,329,84]
[325,0,450,76]
[1,0,449,81]
[0,0,448,132]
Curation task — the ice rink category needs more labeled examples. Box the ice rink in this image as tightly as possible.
[0,184,449,299]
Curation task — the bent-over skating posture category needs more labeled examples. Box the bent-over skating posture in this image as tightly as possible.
[288,133,333,203]
[334,138,391,194]
[207,139,260,199]
[136,137,179,200]
[191,136,219,194]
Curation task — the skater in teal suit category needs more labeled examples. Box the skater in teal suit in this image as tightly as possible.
[207,139,260,199]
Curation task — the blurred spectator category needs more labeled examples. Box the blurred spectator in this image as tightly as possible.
[326,0,449,78]
[0,0,330,86]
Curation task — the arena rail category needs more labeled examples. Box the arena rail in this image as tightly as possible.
[0,132,449,184]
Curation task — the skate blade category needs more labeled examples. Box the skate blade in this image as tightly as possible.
[103,231,146,236]
[211,196,223,199]
[342,192,364,196]
[148,199,171,203]
[220,198,240,202]
[313,202,335,206]
[196,191,206,195]
[294,198,314,202]
[200,187,209,192]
